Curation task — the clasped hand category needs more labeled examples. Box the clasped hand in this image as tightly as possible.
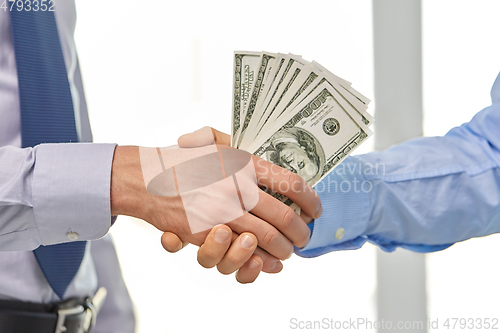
[110,127,321,283]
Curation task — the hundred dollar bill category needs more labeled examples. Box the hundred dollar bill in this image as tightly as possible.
[251,82,373,208]
[259,62,304,126]
[311,60,370,105]
[255,53,282,110]
[231,51,261,147]
[236,54,297,148]
[243,64,321,147]
[277,70,374,128]
[241,54,287,146]
[276,65,321,118]
[247,55,307,145]
[239,60,307,149]
[235,52,277,148]
[254,54,286,115]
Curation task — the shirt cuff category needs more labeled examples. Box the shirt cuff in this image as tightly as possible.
[32,143,117,245]
[295,156,372,258]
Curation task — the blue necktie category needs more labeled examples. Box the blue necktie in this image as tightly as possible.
[9,9,87,300]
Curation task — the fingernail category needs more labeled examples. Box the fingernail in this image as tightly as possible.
[314,202,323,219]
[173,242,182,252]
[214,228,230,243]
[248,259,260,270]
[163,242,181,253]
[241,235,255,249]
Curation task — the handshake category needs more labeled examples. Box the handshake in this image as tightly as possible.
[110,127,323,283]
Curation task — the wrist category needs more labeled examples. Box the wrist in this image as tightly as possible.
[299,157,372,252]
[109,145,217,245]
[110,145,151,219]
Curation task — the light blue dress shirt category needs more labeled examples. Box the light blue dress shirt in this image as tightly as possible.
[297,72,500,258]
[0,3,135,332]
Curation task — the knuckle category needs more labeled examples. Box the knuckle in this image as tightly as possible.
[197,248,219,268]
[262,256,276,272]
[280,208,295,230]
[297,229,311,248]
[284,172,299,190]
[262,228,278,247]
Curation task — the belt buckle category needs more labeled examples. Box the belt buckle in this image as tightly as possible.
[55,304,85,333]
[54,287,107,333]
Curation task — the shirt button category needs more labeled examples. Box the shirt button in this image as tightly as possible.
[335,227,345,240]
[67,232,79,241]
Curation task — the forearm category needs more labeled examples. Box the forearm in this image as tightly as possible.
[110,145,193,239]
[110,145,147,218]
[297,102,500,257]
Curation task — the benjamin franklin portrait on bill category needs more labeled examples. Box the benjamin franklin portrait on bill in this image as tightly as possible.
[265,127,326,184]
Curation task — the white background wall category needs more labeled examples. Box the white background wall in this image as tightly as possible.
[423,1,500,332]
[73,0,500,332]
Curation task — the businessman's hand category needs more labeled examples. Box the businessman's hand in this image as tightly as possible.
[162,127,320,283]
[110,128,321,283]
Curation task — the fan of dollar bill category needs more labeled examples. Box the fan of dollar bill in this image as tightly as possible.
[231,51,373,206]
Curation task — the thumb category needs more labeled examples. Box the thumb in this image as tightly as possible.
[178,127,231,148]
[161,232,188,253]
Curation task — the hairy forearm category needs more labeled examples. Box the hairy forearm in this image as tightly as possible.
[110,145,196,241]
[110,145,146,218]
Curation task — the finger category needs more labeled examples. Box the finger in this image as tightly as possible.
[217,233,258,275]
[254,247,283,273]
[178,126,215,148]
[228,231,283,274]
[177,127,230,148]
[192,227,283,273]
[251,191,311,248]
[211,128,231,146]
[228,213,294,261]
[199,227,283,274]
[300,210,314,224]
[236,255,263,284]
[161,232,186,253]
[197,225,232,268]
[253,156,323,220]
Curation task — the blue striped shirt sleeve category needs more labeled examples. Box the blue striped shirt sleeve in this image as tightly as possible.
[296,72,500,257]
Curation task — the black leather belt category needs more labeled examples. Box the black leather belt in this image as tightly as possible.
[0,287,107,333]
